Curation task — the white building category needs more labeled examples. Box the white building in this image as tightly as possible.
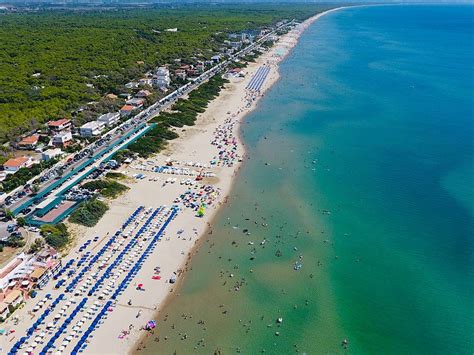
[152,67,170,89]
[42,148,63,161]
[3,156,34,173]
[52,131,73,147]
[97,112,120,127]
[79,121,105,137]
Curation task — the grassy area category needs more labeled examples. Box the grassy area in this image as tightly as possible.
[0,4,328,142]
[105,172,127,180]
[82,179,129,198]
[40,223,69,250]
[69,198,109,227]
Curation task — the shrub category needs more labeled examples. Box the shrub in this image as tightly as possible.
[40,223,69,249]
[82,179,128,198]
[69,199,108,227]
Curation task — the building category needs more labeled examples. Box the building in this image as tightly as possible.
[125,81,139,89]
[211,55,221,63]
[97,112,120,127]
[227,68,244,78]
[18,134,40,150]
[174,69,187,80]
[52,131,73,147]
[120,105,136,117]
[3,289,23,308]
[196,62,205,73]
[29,267,49,289]
[136,90,152,98]
[118,93,132,100]
[138,78,152,87]
[0,249,60,303]
[125,98,144,108]
[47,119,71,134]
[229,41,242,49]
[79,121,105,137]
[152,67,170,89]
[42,148,63,161]
[3,156,34,173]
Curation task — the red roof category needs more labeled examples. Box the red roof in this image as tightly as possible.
[47,118,71,127]
[18,134,39,146]
[3,156,30,168]
[121,105,135,111]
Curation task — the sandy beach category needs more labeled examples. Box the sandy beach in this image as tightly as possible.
[0,7,345,355]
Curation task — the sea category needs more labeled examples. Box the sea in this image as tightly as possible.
[140,5,474,354]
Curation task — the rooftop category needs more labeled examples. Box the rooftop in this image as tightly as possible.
[30,267,47,280]
[18,134,39,146]
[47,118,71,127]
[3,156,31,168]
[81,121,103,129]
[4,289,22,304]
[120,105,135,111]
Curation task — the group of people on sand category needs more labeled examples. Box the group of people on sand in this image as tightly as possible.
[177,184,220,211]
[211,115,241,167]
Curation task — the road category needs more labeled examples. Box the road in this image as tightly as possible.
[3,19,295,218]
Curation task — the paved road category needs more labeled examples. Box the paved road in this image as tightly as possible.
[4,20,294,217]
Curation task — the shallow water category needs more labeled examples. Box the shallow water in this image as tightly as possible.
[139,5,474,354]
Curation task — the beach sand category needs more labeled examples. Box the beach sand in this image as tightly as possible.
[0,8,345,354]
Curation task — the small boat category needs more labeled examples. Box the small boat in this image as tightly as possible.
[293,262,302,271]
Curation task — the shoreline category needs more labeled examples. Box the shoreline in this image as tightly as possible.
[131,5,349,354]
[0,6,349,354]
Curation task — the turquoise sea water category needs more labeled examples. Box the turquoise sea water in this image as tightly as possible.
[141,5,474,354]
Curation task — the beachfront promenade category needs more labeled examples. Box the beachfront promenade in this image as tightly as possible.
[7,206,178,354]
